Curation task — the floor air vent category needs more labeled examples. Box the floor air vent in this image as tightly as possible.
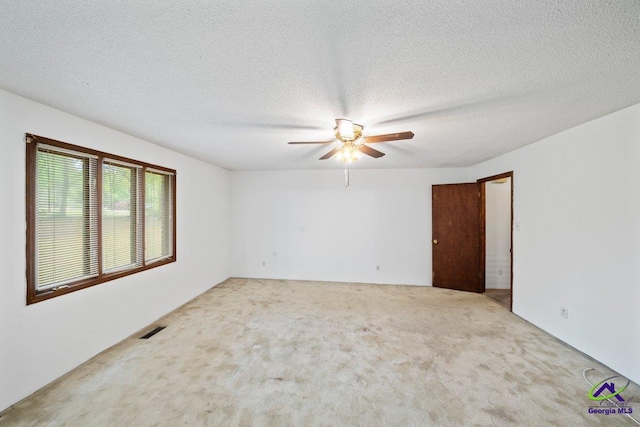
[140,326,166,339]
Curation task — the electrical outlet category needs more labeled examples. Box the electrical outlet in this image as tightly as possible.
[561,307,568,319]
[262,261,266,267]
[514,221,521,232]
[376,265,380,271]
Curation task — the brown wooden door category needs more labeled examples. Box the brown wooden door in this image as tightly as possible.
[432,183,482,292]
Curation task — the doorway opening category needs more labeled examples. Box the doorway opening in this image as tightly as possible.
[478,172,513,311]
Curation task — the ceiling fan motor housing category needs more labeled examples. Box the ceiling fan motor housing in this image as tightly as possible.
[334,120,363,143]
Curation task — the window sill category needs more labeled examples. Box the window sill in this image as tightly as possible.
[27,257,176,305]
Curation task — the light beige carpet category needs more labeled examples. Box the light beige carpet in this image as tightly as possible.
[1,278,638,426]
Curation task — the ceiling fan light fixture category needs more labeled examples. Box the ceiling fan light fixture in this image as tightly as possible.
[336,145,361,163]
[336,118,354,141]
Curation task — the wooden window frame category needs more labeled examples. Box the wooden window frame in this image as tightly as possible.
[26,134,177,305]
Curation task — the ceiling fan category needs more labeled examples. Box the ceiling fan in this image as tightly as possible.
[288,119,414,163]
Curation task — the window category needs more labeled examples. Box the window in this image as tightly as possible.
[26,134,176,304]
[145,170,173,262]
[102,161,142,272]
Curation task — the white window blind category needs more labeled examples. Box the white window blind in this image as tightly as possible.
[145,170,174,262]
[28,135,177,304]
[35,146,98,290]
[102,161,143,272]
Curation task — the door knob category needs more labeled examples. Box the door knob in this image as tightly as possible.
[432,239,438,244]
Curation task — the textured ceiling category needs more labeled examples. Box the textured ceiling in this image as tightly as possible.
[1,1,639,170]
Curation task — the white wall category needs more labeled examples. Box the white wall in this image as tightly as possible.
[0,90,230,412]
[485,178,511,289]
[230,168,468,286]
[469,103,640,385]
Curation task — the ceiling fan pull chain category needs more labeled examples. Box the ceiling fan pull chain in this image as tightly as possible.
[344,163,349,188]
